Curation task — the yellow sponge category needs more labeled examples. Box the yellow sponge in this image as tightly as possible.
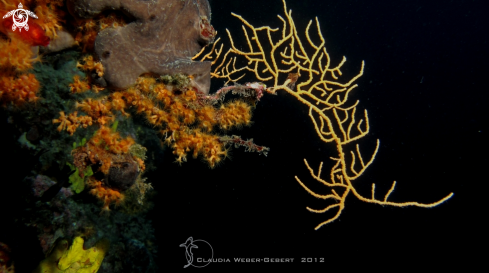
[34,237,109,273]
[58,237,109,273]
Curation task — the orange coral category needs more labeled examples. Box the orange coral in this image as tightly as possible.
[69,75,90,93]
[123,87,156,115]
[73,13,126,52]
[0,2,44,109]
[52,111,70,132]
[91,85,105,93]
[98,13,126,31]
[34,1,63,39]
[90,126,135,155]
[76,126,136,175]
[0,73,40,107]
[55,73,254,168]
[52,111,93,135]
[135,157,146,172]
[171,129,229,168]
[217,100,252,130]
[109,91,128,115]
[52,105,114,135]
[76,97,112,118]
[86,143,112,174]
[0,0,29,10]
[152,84,172,106]
[118,76,253,167]
[77,55,104,77]
[0,38,38,71]
[195,105,217,132]
[87,178,124,212]
[74,97,115,126]
[74,19,97,52]
[135,76,156,93]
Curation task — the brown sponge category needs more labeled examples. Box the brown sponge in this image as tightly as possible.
[69,0,216,93]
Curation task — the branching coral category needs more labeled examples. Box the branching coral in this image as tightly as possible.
[198,0,453,229]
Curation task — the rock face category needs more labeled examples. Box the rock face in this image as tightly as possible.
[45,30,76,53]
[69,0,216,93]
[107,154,139,191]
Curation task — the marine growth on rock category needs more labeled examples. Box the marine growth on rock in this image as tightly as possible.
[68,0,216,93]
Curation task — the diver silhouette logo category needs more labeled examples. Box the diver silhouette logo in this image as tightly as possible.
[2,3,38,32]
[180,237,214,268]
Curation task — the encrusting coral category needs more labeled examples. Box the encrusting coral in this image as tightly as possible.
[68,0,216,93]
